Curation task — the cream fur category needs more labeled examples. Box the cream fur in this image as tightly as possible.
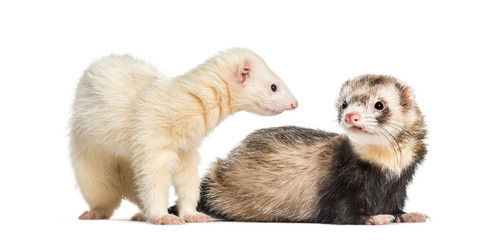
[70,48,297,224]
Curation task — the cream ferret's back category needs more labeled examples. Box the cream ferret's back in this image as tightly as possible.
[70,48,298,225]
[72,54,159,155]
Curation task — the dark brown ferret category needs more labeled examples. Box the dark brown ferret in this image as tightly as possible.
[171,74,429,225]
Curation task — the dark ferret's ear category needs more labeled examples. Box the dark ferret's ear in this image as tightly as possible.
[397,82,415,108]
[238,59,252,83]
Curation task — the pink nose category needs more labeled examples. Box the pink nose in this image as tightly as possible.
[291,102,298,110]
[345,112,360,125]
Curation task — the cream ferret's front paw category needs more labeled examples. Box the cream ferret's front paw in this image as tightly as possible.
[181,212,211,223]
[150,214,185,225]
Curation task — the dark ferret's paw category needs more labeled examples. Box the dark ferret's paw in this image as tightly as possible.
[396,212,430,223]
[365,215,395,225]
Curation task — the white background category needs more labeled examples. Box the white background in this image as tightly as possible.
[1,0,500,239]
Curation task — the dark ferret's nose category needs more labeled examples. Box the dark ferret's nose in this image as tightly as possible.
[345,112,360,125]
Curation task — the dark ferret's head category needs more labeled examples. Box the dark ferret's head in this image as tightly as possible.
[336,74,426,147]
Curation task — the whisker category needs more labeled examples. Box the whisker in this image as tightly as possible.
[374,127,400,165]
[359,117,408,172]
[377,126,403,167]
[363,119,403,136]
[383,124,401,132]
[385,121,405,128]
[373,129,387,151]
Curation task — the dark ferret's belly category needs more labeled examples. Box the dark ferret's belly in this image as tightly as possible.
[194,126,422,224]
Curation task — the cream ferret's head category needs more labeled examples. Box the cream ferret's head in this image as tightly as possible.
[218,48,298,116]
[336,74,425,147]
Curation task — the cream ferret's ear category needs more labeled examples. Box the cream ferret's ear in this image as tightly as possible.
[238,59,252,83]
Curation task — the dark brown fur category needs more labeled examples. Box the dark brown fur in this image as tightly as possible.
[170,74,428,224]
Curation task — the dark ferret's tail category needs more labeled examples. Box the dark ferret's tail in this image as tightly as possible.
[168,181,230,220]
[167,194,208,216]
[167,180,209,217]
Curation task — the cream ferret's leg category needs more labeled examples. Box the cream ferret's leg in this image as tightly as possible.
[136,150,185,225]
[172,150,211,223]
[72,148,122,220]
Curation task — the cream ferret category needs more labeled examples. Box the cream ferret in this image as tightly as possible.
[70,48,298,225]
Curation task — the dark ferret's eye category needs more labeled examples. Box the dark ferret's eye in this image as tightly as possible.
[342,101,348,109]
[271,84,277,92]
[374,101,384,110]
